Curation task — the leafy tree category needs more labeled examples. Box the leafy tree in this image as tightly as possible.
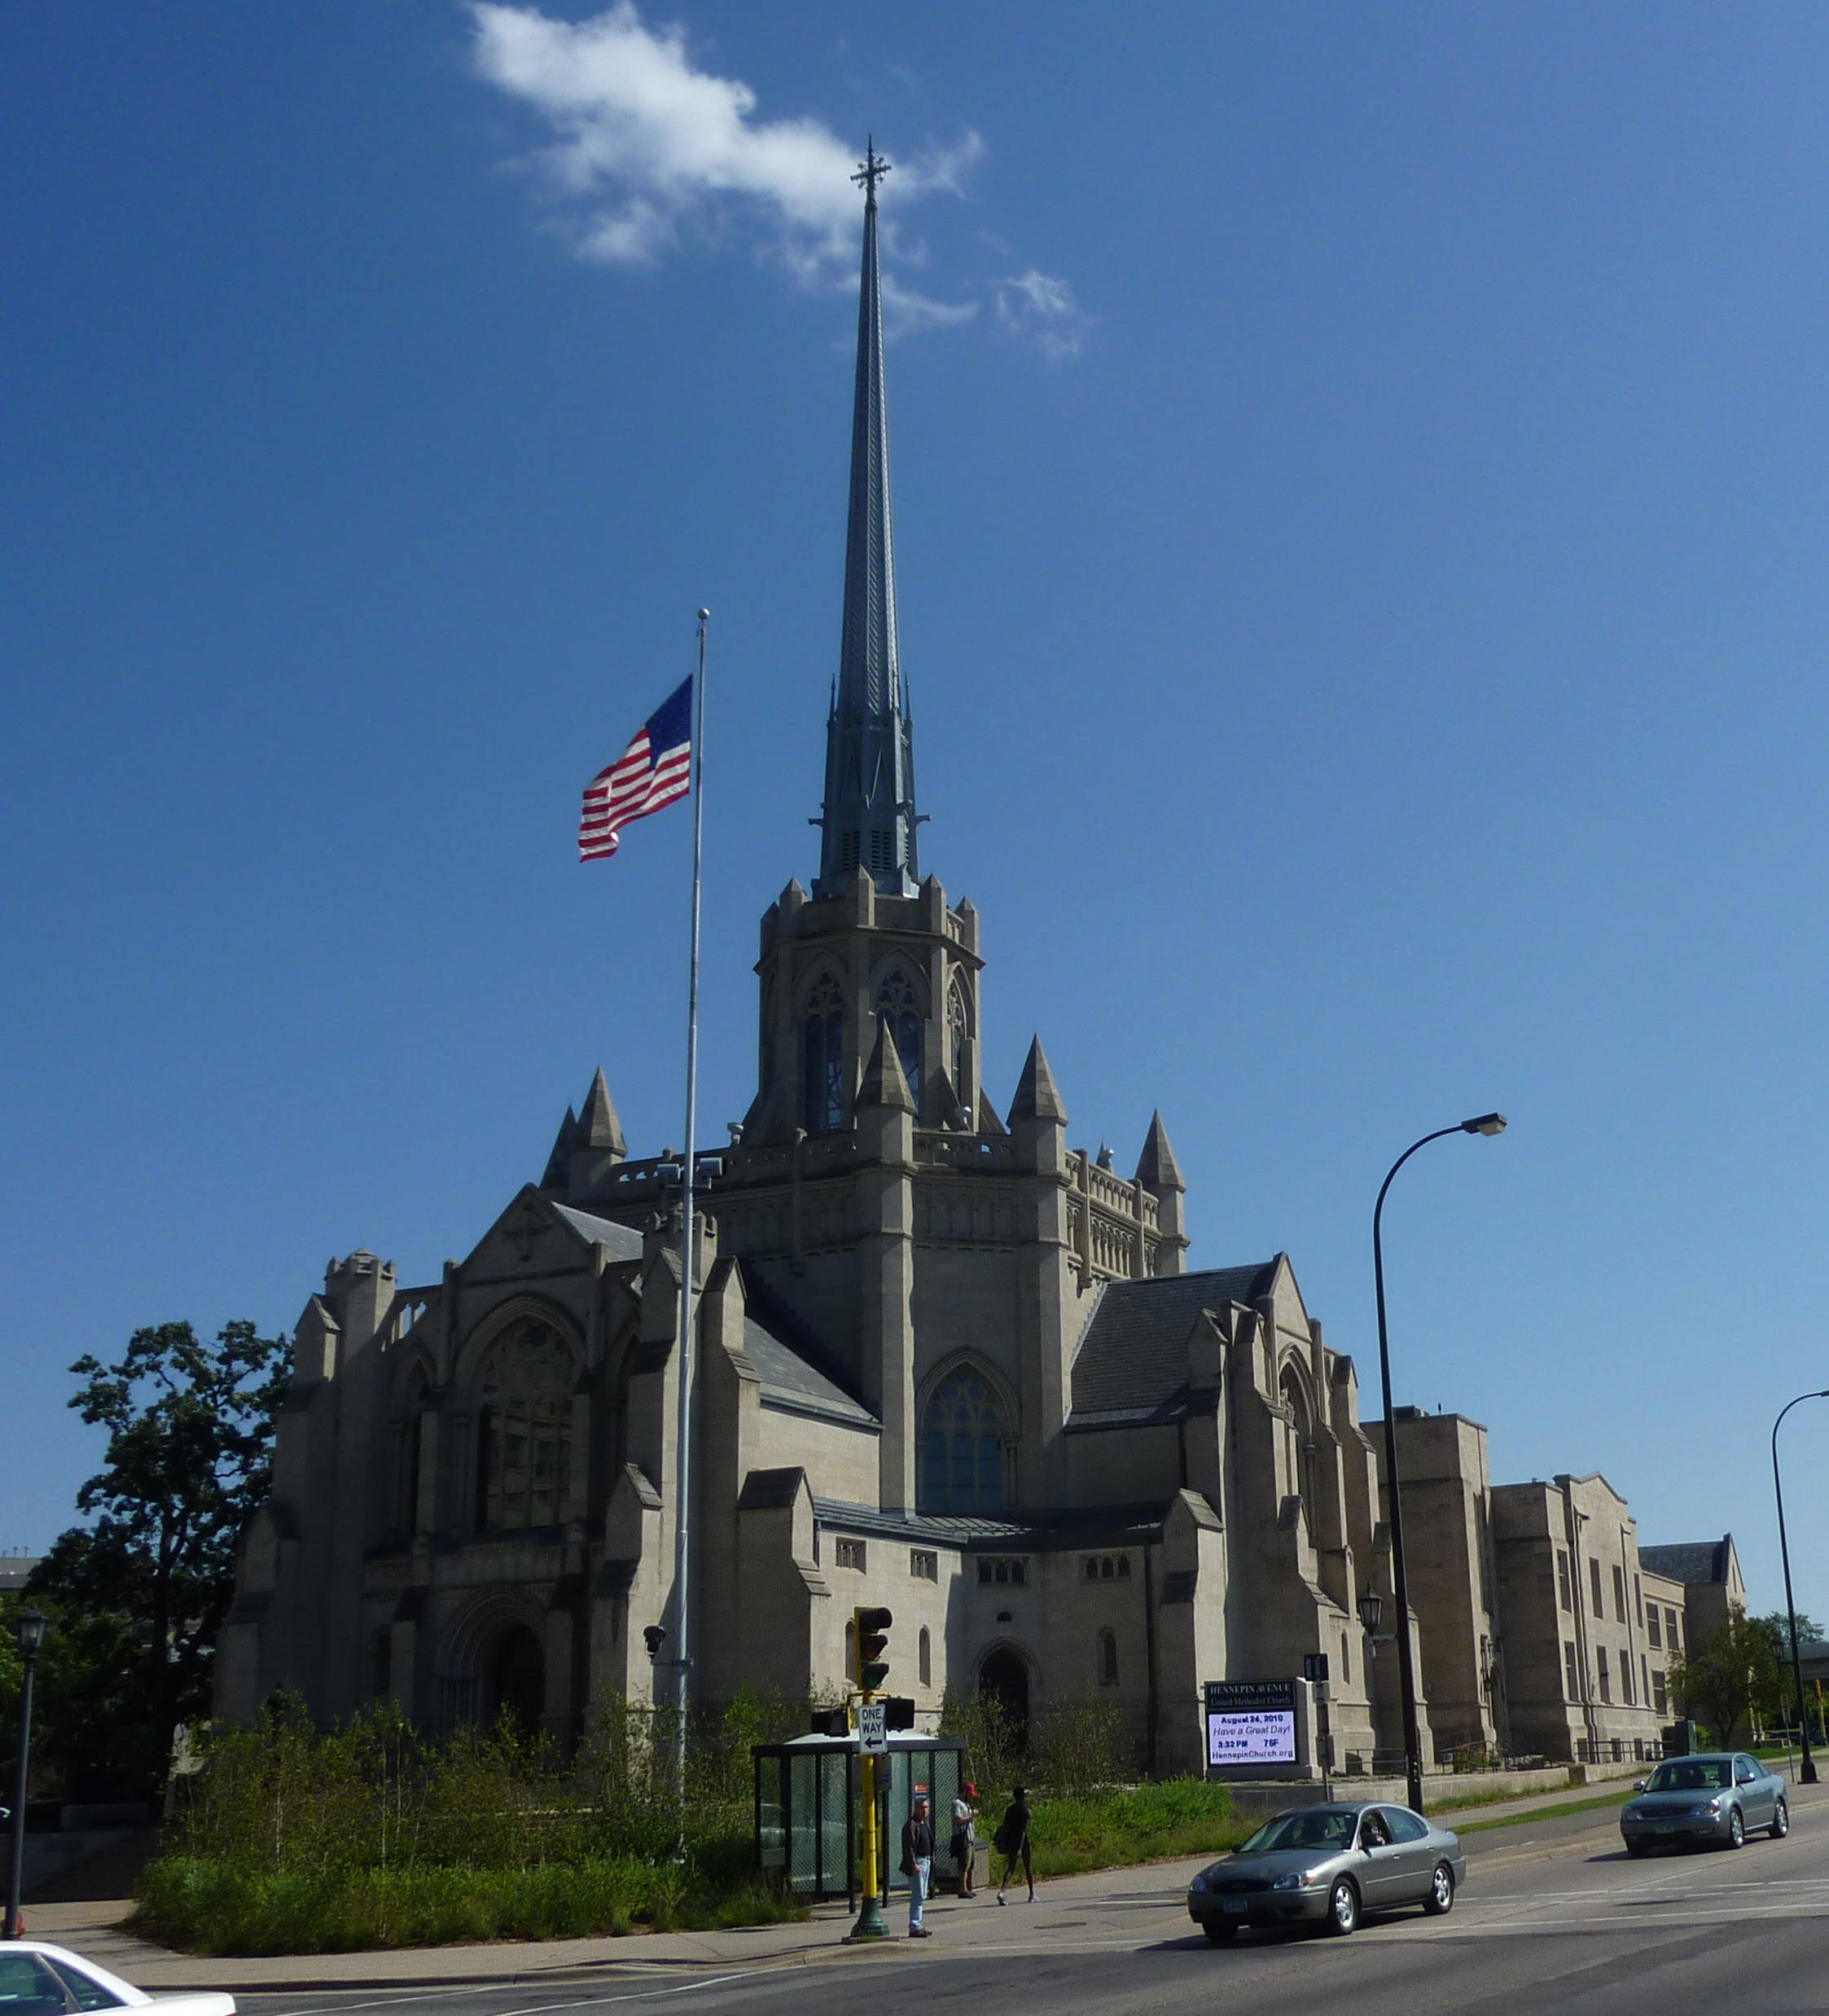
[24,1320,290,1793]
[1751,1610,1826,1730]
[1667,1605,1783,1748]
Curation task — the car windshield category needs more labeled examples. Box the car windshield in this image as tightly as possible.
[1645,1759,1730,1793]
[1239,1809,1357,1854]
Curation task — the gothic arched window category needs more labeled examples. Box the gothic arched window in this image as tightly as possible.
[476,1320,576,1532]
[1097,1627,1119,1687]
[919,1367,1007,1515]
[947,977,970,1106]
[803,974,844,1134]
[876,968,923,1105]
[919,1626,932,1689]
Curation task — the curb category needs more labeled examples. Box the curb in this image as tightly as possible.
[121,1939,860,1994]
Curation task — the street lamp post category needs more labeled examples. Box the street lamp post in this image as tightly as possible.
[1772,1389,1829,1785]
[5,1608,47,1941]
[1374,1114,1507,1817]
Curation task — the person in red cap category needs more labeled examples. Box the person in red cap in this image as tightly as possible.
[951,1781,980,1896]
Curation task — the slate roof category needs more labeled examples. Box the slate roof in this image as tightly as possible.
[1068,1262,1279,1427]
[1640,1539,1733,1587]
[743,1317,879,1430]
[0,1557,42,1594]
[812,1497,1165,1548]
[550,1202,644,1261]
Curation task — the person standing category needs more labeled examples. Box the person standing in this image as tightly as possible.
[952,1781,980,1897]
[993,1785,1035,1904]
[901,1793,935,1937]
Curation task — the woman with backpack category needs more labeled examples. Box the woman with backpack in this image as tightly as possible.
[993,1785,1034,1904]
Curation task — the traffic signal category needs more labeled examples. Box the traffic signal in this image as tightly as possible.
[809,1706,850,1738]
[856,1606,893,1692]
[884,1696,916,1731]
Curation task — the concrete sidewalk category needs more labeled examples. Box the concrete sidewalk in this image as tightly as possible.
[33,1766,1816,1996]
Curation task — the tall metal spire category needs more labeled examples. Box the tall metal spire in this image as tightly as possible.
[815,141,921,899]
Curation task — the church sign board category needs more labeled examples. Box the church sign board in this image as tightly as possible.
[1204,1680,1298,1768]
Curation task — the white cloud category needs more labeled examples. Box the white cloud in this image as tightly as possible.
[469,2,976,276]
[994,270,1090,361]
[467,3,1078,354]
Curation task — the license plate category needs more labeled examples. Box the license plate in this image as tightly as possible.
[1223,1898,1249,1915]
[1655,1824,1674,1835]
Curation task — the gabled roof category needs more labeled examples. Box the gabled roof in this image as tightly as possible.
[550,1201,643,1261]
[1068,1262,1278,1426]
[1640,1538,1735,1587]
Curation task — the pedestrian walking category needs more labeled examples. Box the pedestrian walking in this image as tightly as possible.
[901,1793,935,1937]
[952,1781,980,1896]
[993,1785,1034,1904]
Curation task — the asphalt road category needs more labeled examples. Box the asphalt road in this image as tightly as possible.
[235,1788,1829,2016]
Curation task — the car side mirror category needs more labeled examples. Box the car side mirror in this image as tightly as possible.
[1632,1781,1645,1792]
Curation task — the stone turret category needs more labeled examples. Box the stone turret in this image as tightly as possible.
[1136,1110,1189,1276]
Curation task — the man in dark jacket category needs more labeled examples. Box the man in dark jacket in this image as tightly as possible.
[901,1794,935,1936]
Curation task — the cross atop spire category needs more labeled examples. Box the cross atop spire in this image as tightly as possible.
[814,138,921,898]
[852,139,891,206]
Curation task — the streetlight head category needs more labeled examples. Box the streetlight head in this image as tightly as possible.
[1357,1590,1384,1636]
[1461,1113,1507,1137]
[15,1608,47,1658]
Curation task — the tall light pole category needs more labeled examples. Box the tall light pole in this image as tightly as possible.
[4,1608,47,1940]
[1374,1114,1507,1816]
[1772,1388,1828,1785]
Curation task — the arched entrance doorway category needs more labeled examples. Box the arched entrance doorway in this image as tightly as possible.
[978,1647,1030,1750]
[489,1624,546,1737]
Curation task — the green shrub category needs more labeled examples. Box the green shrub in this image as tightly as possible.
[134,1693,811,1954]
[1024,1780,1247,1879]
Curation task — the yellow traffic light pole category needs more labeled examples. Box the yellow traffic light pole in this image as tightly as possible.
[847,1605,893,1942]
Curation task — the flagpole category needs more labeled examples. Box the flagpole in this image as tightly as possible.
[670,608,709,1855]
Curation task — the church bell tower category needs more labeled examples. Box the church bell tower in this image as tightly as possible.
[743,146,990,1148]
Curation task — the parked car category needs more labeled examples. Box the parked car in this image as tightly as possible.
[0,1943,234,2016]
[1619,1752,1789,1856]
[1186,1801,1467,1942]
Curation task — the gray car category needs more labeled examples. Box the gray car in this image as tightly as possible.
[1186,1801,1467,1942]
[1619,1751,1789,1855]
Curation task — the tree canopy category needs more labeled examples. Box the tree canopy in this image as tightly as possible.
[20,1319,289,1795]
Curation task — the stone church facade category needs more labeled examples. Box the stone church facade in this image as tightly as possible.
[217,172,1730,1778]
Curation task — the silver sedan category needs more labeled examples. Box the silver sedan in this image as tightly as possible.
[1619,1752,1790,1855]
[1186,1801,1467,1942]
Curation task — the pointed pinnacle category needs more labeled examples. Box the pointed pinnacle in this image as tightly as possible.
[541,1105,580,1186]
[1136,1110,1185,1190]
[857,1016,915,1113]
[579,1069,627,1155]
[1008,1035,1067,1126]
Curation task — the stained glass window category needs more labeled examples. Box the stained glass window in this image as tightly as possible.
[803,974,844,1133]
[920,1367,1006,1514]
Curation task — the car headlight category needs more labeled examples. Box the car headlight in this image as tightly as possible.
[1188,1873,1208,1892]
[1272,1870,1318,1890]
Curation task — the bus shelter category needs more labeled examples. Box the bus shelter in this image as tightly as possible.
[753,1731,967,1903]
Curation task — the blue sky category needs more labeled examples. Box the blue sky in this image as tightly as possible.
[6,3,1829,1628]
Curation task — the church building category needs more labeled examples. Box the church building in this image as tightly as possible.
[218,164,1441,1779]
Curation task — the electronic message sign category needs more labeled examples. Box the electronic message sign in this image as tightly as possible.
[1204,1680,1298,1768]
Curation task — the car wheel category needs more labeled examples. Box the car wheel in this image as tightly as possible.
[1423,1862,1455,1916]
[1770,1799,1789,1841]
[1726,1807,1745,1850]
[1202,1922,1237,1944]
[1324,1878,1359,1936]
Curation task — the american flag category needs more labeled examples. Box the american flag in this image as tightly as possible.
[578,676,694,862]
